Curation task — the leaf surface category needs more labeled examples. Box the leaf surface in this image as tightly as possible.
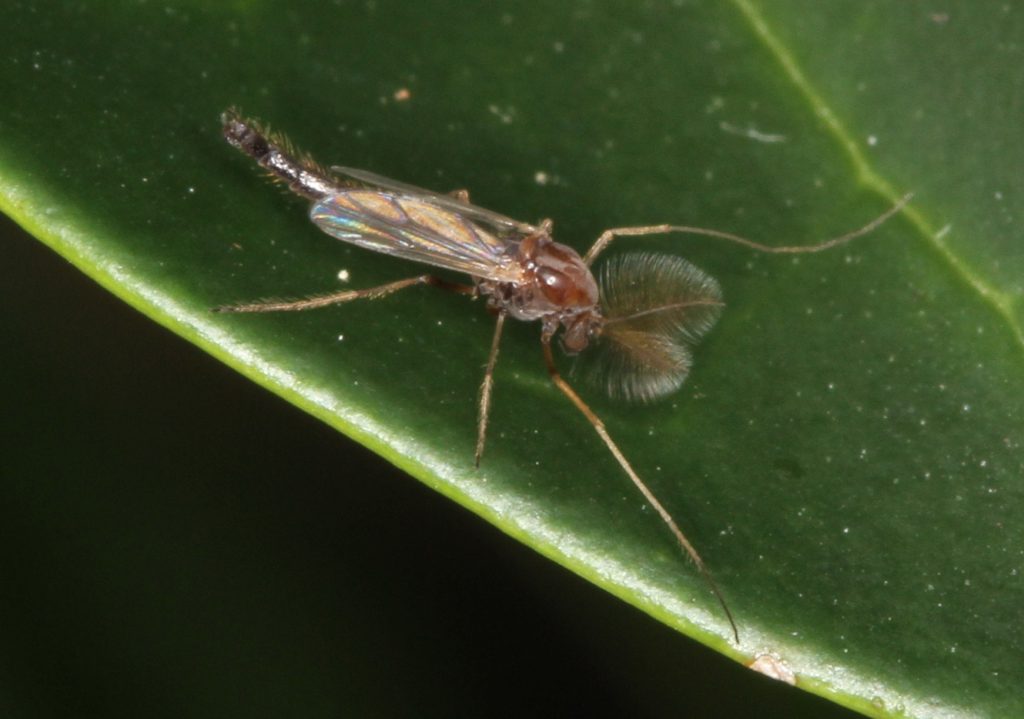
[2,2,1021,716]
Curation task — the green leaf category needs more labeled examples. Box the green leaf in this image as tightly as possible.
[2,1,1021,717]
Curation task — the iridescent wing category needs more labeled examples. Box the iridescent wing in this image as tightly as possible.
[330,165,537,238]
[577,252,723,403]
[310,189,526,282]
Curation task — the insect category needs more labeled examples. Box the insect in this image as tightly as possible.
[217,108,911,644]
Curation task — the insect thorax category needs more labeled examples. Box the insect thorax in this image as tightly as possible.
[480,232,602,352]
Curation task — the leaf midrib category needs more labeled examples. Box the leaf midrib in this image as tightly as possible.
[732,0,1024,350]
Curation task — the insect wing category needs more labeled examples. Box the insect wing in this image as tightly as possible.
[310,190,525,282]
[578,252,723,403]
[331,165,536,238]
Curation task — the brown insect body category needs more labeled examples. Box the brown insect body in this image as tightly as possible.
[482,227,602,353]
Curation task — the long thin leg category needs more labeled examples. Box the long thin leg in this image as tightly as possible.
[213,275,475,313]
[540,334,740,644]
[475,311,506,467]
[583,192,913,265]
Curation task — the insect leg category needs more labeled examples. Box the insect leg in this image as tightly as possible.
[582,193,913,266]
[474,311,506,467]
[540,333,740,644]
[213,275,475,313]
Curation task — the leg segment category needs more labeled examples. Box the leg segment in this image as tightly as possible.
[540,334,739,644]
[582,192,913,265]
[213,275,475,313]
[474,311,506,467]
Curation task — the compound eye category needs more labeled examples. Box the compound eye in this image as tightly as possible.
[562,318,591,354]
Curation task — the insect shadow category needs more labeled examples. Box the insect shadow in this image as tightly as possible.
[216,108,912,644]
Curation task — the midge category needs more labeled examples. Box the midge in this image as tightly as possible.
[217,108,911,644]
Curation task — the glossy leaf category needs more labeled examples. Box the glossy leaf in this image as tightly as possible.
[1,1,1021,716]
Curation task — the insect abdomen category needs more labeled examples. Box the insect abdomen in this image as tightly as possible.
[221,108,341,201]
